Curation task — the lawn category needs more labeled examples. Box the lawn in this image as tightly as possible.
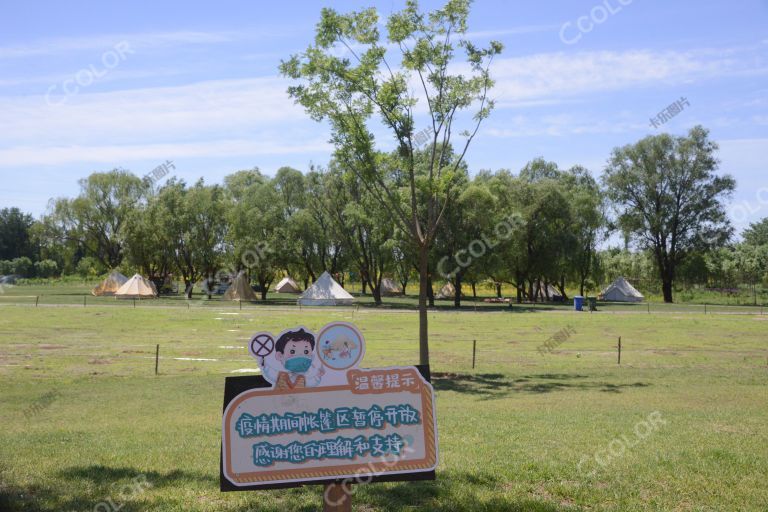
[0,301,767,511]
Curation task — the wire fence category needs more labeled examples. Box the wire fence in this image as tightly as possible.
[0,293,765,316]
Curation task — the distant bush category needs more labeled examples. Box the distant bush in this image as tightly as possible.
[11,257,34,277]
[34,259,59,278]
[0,260,12,275]
[75,257,105,279]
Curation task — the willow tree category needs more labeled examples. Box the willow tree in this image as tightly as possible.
[603,126,735,303]
[280,0,502,365]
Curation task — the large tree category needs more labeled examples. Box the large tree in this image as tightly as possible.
[0,208,35,261]
[742,217,768,247]
[42,170,147,269]
[154,179,227,299]
[280,0,502,365]
[226,173,281,300]
[603,126,736,302]
[562,166,606,296]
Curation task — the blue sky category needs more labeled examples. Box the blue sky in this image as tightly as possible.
[1,0,767,236]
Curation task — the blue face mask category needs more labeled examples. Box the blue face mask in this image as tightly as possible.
[284,356,312,373]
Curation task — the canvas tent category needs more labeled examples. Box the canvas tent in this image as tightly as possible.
[533,282,563,301]
[380,277,402,296]
[600,276,644,302]
[223,271,258,301]
[297,271,354,306]
[275,276,301,293]
[115,274,157,299]
[436,282,456,299]
[91,271,128,296]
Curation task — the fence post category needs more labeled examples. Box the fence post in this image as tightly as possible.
[83,295,86,307]
[472,339,477,369]
[133,298,136,309]
[155,344,160,375]
[647,302,650,314]
[704,303,707,315]
[35,296,39,307]
[239,299,242,310]
[617,337,621,365]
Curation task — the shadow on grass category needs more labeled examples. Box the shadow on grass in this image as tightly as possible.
[0,465,213,512]
[58,464,215,487]
[0,466,582,512]
[346,469,581,512]
[0,465,217,512]
[432,372,650,399]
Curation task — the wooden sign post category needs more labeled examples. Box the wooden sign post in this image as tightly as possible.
[323,482,352,511]
[221,322,439,508]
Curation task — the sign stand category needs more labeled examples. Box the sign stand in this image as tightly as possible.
[323,482,352,512]
[221,322,438,503]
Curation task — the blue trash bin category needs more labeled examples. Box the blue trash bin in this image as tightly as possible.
[574,295,584,311]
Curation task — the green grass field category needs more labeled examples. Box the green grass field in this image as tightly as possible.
[1,298,767,511]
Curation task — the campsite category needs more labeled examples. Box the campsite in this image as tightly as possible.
[2,1,768,511]
[1,292,767,511]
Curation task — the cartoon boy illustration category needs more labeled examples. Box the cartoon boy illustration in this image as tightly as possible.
[261,328,325,389]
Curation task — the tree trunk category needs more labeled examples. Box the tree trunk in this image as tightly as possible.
[453,273,462,308]
[184,280,193,299]
[495,282,502,298]
[418,245,430,366]
[370,274,382,306]
[472,282,477,299]
[662,278,673,303]
[426,274,435,308]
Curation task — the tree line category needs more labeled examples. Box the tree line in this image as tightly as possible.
[2,126,765,305]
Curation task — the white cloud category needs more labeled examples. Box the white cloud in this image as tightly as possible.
[485,113,646,137]
[490,48,767,106]
[0,138,332,167]
[0,76,307,146]
[465,24,560,38]
[1,44,766,170]
[0,30,256,59]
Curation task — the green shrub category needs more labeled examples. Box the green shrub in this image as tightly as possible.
[34,259,59,278]
[11,257,34,277]
[75,257,104,279]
